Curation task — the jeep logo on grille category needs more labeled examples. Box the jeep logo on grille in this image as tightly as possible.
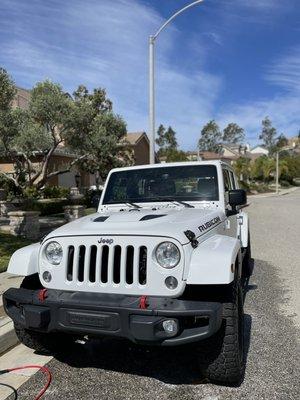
[98,238,114,245]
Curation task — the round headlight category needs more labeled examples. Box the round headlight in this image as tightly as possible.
[155,242,180,268]
[45,241,63,265]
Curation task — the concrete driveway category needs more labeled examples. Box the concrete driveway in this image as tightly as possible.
[4,189,300,400]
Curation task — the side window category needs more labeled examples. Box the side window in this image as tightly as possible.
[222,169,232,192]
[229,171,236,189]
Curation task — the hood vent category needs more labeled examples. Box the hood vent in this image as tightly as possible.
[140,214,166,221]
[93,216,109,222]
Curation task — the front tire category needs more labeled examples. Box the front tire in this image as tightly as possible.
[198,280,244,385]
[14,323,72,355]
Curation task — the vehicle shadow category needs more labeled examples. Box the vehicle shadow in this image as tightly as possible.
[53,314,252,386]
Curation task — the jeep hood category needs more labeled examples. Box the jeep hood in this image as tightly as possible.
[46,207,225,245]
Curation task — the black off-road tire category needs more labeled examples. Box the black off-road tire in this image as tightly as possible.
[14,323,72,355]
[198,280,244,385]
[15,275,75,354]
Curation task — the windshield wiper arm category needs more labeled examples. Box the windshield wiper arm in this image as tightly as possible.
[106,201,142,209]
[125,202,142,209]
[150,196,194,208]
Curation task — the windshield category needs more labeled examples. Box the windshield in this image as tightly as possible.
[102,165,219,204]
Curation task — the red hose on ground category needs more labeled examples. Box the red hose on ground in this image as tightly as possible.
[0,365,52,400]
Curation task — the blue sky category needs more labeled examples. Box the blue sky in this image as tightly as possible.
[0,0,299,150]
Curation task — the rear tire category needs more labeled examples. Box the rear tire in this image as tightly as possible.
[14,323,72,355]
[198,279,244,385]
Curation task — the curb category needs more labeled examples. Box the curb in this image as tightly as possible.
[0,317,18,355]
[248,187,299,199]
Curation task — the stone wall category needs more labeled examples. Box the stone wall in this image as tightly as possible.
[8,211,40,240]
[0,189,7,201]
[64,205,85,222]
[0,201,16,217]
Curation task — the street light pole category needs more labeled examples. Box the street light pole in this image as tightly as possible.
[148,0,204,164]
[149,35,155,164]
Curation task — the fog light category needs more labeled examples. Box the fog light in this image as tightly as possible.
[165,276,178,290]
[43,271,52,283]
[162,319,178,334]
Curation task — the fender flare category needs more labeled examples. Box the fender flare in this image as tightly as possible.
[239,211,249,248]
[7,243,40,276]
[187,234,241,285]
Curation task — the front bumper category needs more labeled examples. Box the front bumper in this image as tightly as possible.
[3,288,222,346]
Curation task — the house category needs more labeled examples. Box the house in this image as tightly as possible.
[221,143,250,159]
[11,87,30,110]
[287,136,300,153]
[186,150,235,165]
[249,145,269,156]
[126,132,150,165]
[186,143,251,165]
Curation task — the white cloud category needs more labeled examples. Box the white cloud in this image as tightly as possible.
[0,0,222,150]
[217,45,300,145]
[265,46,300,94]
[217,94,300,145]
[0,0,298,151]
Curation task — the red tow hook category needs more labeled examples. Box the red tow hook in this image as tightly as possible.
[139,295,148,309]
[38,289,48,302]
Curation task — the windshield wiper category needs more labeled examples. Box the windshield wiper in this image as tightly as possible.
[107,201,142,209]
[149,196,194,208]
[126,202,142,209]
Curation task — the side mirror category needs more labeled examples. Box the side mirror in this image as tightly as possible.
[228,189,247,207]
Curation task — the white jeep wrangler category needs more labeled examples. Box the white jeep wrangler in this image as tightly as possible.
[4,161,252,384]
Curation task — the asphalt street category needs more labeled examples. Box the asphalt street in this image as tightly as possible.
[7,189,300,400]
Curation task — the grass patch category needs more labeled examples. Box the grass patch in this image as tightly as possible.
[0,233,33,273]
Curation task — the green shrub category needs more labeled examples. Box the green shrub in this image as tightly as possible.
[38,199,69,216]
[23,186,39,199]
[239,181,250,192]
[43,186,70,199]
[22,198,69,216]
[280,180,290,188]
[0,175,21,199]
[84,189,102,208]
[249,182,272,193]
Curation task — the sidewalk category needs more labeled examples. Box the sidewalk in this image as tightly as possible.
[0,273,23,307]
[0,273,52,400]
[0,273,23,356]
[0,344,52,400]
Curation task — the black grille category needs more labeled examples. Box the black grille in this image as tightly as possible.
[66,244,148,285]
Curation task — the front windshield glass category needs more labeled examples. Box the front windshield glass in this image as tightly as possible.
[102,165,219,204]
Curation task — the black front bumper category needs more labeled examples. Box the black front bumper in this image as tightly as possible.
[3,288,222,346]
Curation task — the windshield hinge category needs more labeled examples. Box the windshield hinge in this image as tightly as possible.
[184,230,199,248]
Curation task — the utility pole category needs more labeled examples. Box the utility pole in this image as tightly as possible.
[276,151,279,194]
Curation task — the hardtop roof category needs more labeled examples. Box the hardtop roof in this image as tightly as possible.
[110,160,233,174]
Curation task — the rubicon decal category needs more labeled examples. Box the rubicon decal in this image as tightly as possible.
[198,217,221,233]
[98,238,114,245]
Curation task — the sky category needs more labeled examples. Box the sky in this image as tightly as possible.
[0,0,299,150]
